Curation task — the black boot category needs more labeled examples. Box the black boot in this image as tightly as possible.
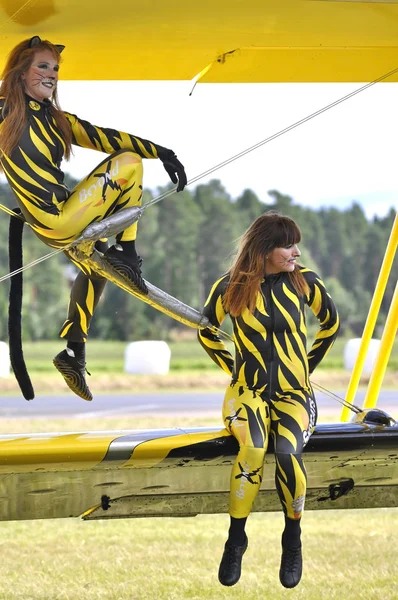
[53,348,92,401]
[279,544,302,589]
[103,244,148,294]
[218,534,248,587]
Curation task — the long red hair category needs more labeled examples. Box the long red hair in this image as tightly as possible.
[0,38,72,165]
[223,211,310,316]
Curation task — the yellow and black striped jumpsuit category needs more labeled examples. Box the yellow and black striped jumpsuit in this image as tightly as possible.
[198,267,340,520]
[0,94,161,341]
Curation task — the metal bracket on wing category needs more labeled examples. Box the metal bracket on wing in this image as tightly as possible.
[70,208,211,331]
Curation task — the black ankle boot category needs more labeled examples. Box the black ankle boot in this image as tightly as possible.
[104,244,148,294]
[218,534,248,587]
[53,348,92,401]
[279,544,302,589]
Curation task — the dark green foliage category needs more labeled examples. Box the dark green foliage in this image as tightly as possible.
[0,177,396,341]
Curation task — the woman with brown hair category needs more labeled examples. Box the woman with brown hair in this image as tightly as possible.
[198,211,340,589]
[0,36,186,400]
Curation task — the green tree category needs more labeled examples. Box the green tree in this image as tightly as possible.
[323,277,356,336]
[267,189,297,216]
[151,186,202,324]
[0,175,395,343]
[235,189,264,229]
[363,226,385,295]
[319,208,346,278]
[296,208,328,270]
[194,180,239,304]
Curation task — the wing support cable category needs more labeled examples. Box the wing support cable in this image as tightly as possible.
[0,62,398,283]
[0,0,36,32]
[218,329,363,415]
[310,382,362,415]
[4,206,362,413]
[1,62,398,279]
[144,64,398,211]
[0,67,395,410]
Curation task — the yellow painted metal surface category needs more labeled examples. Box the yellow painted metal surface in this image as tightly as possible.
[125,428,230,469]
[0,428,226,474]
[0,431,124,472]
[363,281,398,409]
[341,214,398,421]
[0,424,396,520]
[1,0,398,82]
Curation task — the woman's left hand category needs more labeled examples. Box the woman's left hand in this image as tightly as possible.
[155,146,187,192]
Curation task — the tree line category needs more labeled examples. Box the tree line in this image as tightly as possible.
[0,178,396,342]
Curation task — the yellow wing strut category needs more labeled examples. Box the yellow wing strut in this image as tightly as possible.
[341,214,398,421]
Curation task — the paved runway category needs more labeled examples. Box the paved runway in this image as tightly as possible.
[0,389,396,419]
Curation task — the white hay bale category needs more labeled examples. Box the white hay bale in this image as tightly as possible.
[124,341,171,375]
[0,342,10,378]
[344,338,381,376]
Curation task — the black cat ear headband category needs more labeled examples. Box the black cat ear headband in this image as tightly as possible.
[28,35,65,54]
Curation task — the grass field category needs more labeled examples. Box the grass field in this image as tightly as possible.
[0,509,395,600]
[1,337,397,597]
[0,414,396,600]
[2,337,393,395]
[20,337,398,372]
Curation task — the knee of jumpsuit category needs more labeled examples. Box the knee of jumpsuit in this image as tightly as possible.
[229,445,266,519]
[110,149,143,185]
[102,148,143,170]
[112,150,144,243]
[24,150,145,248]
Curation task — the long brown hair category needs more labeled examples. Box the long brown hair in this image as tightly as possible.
[223,211,310,316]
[0,38,72,165]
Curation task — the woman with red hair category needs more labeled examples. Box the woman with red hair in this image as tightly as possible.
[0,36,186,400]
[198,211,339,589]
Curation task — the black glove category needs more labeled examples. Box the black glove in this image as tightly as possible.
[156,146,187,192]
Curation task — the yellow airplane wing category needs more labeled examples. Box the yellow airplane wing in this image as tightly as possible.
[0,417,397,521]
[1,0,398,82]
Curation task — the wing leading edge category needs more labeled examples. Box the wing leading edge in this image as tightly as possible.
[0,417,397,521]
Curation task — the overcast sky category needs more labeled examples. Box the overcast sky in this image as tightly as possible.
[10,80,398,219]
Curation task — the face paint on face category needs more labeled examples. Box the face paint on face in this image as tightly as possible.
[265,244,301,275]
[21,49,59,102]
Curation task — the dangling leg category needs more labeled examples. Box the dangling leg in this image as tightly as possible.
[53,240,109,400]
[218,384,270,587]
[16,151,147,398]
[54,271,106,400]
[271,389,317,589]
